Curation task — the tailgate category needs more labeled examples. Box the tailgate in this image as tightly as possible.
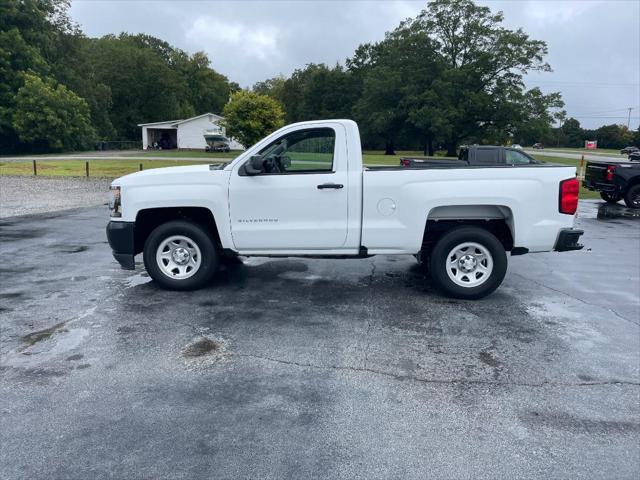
[584,162,610,183]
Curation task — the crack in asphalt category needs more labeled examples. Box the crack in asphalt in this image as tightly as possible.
[512,272,639,327]
[234,352,640,388]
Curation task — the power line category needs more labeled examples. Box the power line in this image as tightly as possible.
[528,80,640,87]
[571,115,640,119]
[568,106,640,116]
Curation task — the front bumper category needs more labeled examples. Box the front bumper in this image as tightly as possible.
[554,228,584,252]
[106,221,135,270]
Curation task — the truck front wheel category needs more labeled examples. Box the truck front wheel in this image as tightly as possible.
[143,220,219,290]
[428,226,507,300]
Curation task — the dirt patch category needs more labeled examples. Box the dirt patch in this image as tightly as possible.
[181,336,227,369]
[117,325,136,334]
[22,322,67,347]
[479,350,500,368]
[182,337,223,357]
[52,245,89,254]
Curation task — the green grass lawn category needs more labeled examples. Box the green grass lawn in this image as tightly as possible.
[0,159,211,178]
[536,147,624,156]
[0,151,599,199]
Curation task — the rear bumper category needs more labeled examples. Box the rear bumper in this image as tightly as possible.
[106,221,135,270]
[554,228,584,252]
[582,179,619,194]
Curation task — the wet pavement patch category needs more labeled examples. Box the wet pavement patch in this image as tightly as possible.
[597,203,640,219]
[520,410,640,435]
[65,354,84,361]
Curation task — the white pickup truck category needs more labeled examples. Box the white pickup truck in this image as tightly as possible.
[107,120,583,299]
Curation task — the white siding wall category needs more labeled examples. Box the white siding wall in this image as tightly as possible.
[177,116,224,150]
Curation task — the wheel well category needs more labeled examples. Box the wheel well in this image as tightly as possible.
[623,176,640,192]
[421,218,514,257]
[134,207,220,254]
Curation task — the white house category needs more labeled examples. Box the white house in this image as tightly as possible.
[138,113,243,150]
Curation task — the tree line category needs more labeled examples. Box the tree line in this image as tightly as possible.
[2,0,638,155]
[1,0,238,152]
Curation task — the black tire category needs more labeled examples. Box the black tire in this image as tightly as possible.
[143,220,219,290]
[428,226,507,300]
[600,191,622,204]
[623,184,640,209]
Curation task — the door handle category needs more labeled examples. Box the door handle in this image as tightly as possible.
[317,183,344,189]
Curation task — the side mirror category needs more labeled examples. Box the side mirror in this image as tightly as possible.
[243,155,263,176]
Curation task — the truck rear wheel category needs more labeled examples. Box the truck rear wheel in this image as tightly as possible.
[600,192,622,204]
[428,226,507,300]
[623,184,640,209]
[143,220,219,290]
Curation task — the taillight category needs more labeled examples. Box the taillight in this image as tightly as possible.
[400,158,410,167]
[559,177,579,215]
[606,165,617,181]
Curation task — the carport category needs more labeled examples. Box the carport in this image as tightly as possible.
[139,119,180,150]
[146,127,177,149]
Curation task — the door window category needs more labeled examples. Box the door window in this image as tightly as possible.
[506,149,534,164]
[251,128,335,174]
[474,149,501,164]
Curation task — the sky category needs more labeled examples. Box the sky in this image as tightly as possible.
[70,0,640,129]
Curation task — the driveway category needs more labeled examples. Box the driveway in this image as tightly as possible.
[0,202,638,479]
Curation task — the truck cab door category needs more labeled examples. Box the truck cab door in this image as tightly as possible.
[228,125,349,251]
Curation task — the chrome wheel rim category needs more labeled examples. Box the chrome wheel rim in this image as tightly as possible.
[156,235,202,280]
[446,242,493,288]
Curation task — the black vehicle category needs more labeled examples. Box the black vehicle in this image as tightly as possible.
[583,160,640,208]
[400,145,539,168]
[628,151,640,162]
[620,146,639,155]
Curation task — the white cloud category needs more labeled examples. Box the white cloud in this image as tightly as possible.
[185,17,281,62]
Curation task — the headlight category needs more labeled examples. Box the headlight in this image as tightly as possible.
[109,185,121,217]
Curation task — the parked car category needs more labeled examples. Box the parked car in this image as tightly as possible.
[511,144,523,150]
[532,143,544,149]
[629,151,640,162]
[204,135,230,153]
[400,145,539,167]
[583,159,640,208]
[107,120,583,300]
[620,146,639,155]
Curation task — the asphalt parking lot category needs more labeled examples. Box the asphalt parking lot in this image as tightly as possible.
[1,201,639,479]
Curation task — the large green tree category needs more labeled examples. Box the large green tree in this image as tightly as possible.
[348,0,562,155]
[222,91,285,148]
[0,0,76,151]
[12,73,95,151]
[257,64,359,124]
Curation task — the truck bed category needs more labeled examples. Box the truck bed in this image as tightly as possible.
[361,163,579,254]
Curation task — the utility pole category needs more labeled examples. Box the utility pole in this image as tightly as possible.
[628,107,634,129]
